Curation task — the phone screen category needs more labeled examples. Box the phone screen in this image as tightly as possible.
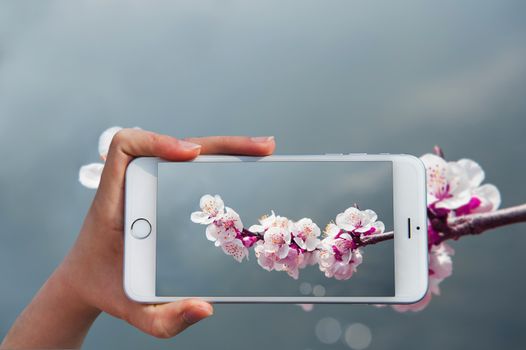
[156,160,394,297]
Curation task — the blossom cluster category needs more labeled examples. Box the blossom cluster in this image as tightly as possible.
[191,195,386,280]
[393,153,501,312]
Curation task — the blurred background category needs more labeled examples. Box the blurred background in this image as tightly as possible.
[1,0,525,349]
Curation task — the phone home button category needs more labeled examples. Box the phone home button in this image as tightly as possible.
[131,218,151,239]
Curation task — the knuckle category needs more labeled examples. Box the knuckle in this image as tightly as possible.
[110,128,131,148]
[147,132,162,146]
[145,132,166,153]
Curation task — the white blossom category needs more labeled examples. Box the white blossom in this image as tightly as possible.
[191,194,225,225]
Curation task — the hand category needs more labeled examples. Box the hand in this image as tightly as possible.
[1,129,275,348]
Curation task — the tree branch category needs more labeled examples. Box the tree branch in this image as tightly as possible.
[358,204,526,248]
[359,231,394,246]
[437,203,526,244]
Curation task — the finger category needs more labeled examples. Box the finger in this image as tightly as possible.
[127,299,214,339]
[93,129,202,222]
[183,136,275,156]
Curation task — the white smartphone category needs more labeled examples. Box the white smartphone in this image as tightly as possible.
[124,154,428,304]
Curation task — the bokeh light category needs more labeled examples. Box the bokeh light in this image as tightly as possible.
[315,317,342,344]
[312,284,326,297]
[299,282,312,295]
[344,323,372,350]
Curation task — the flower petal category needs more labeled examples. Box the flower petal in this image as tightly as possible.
[297,304,314,312]
[98,126,122,159]
[222,240,248,262]
[190,211,213,224]
[472,184,501,212]
[457,158,485,188]
[205,225,218,242]
[392,289,433,312]
[420,153,448,204]
[293,237,307,250]
[435,192,471,210]
[78,163,104,189]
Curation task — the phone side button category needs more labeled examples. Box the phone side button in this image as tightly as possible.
[131,218,152,239]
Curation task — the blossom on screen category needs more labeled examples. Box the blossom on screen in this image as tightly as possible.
[262,226,292,259]
[292,218,322,251]
[253,222,298,278]
[192,194,386,281]
[220,239,249,263]
[335,207,385,236]
[317,207,384,280]
[190,194,225,225]
[204,207,243,246]
[318,242,363,281]
[249,211,293,233]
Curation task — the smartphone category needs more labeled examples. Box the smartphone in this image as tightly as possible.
[124,154,428,304]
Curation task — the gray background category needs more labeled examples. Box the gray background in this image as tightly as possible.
[157,161,394,296]
[1,0,525,349]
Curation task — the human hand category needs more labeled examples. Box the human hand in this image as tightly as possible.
[1,129,275,348]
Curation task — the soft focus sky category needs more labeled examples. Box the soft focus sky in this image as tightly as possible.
[1,1,526,349]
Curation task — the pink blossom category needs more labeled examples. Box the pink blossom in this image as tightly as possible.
[191,194,225,225]
[318,233,363,280]
[455,184,501,215]
[254,236,313,279]
[204,207,243,247]
[421,154,500,214]
[299,250,319,269]
[429,243,454,280]
[220,239,249,263]
[249,211,293,233]
[261,226,292,259]
[421,153,472,210]
[254,241,279,271]
[335,207,384,235]
[292,218,321,251]
[274,248,303,279]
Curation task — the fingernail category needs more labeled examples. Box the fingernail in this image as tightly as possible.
[183,304,213,324]
[179,140,201,150]
[250,136,274,143]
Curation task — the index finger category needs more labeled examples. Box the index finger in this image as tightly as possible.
[184,136,275,156]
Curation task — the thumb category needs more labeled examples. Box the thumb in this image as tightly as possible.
[127,299,214,339]
[91,129,202,226]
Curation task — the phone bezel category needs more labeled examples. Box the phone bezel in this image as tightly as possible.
[124,154,428,304]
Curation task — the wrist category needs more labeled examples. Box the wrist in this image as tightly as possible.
[51,265,102,321]
[1,266,101,349]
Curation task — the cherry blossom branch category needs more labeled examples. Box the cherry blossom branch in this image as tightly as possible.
[191,195,385,280]
[359,231,394,246]
[350,204,526,248]
[433,203,526,244]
